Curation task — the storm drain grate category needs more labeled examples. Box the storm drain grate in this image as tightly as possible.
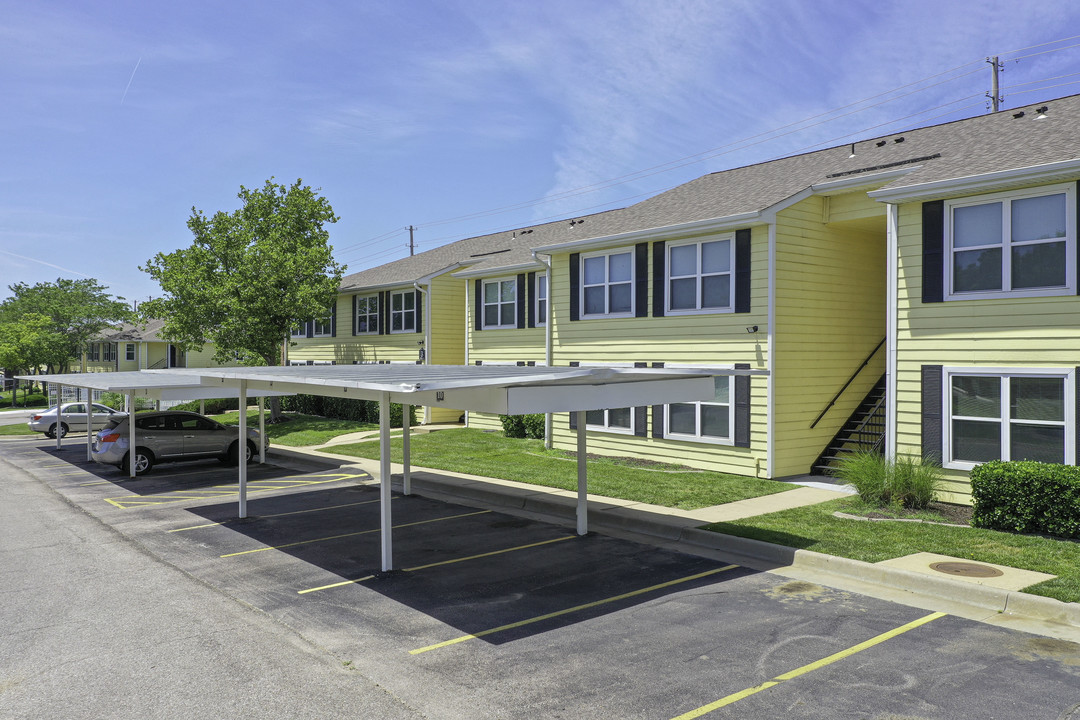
[929,561,1004,578]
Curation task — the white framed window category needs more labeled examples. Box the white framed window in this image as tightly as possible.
[87,343,100,361]
[102,343,116,362]
[585,407,635,434]
[125,343,136,361]
[664,375,734,444]
[582,249,634,317]
[290,323,306,339]
[944,367,1075,470]
[667,236,734,314]
[354,294,379,334]
[389,290,416,333]
[482,277,517,329]
[535,274,548,327]
[946,183,1075,300]
[312,306,334,337]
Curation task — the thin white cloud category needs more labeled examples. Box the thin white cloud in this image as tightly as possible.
[0,249,101,282]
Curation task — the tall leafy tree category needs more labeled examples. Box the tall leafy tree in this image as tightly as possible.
[141,178,345,418]
[0,278,132,373]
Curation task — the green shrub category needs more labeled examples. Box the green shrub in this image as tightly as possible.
[834,451,942,510]
[500,413,546,439]
[278,394,415,427]
[99,392,154,412]
[971,460,1080,539]
[169,397,239,414]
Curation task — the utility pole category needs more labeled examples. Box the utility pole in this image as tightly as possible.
[408,225,415,256]
[987,55,1003,112]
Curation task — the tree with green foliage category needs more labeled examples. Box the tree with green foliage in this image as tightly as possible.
[0,278,132,374]
[140,178,345,419]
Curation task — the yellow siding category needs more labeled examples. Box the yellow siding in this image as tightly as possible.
[542,228,770,477]
[894,197,1080,504]
[289,292,423,364]
[823,190,887,225]
[772,195,887,477]
[426,273,466,422]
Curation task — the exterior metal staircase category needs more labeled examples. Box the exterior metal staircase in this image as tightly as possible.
[811,374,886,475]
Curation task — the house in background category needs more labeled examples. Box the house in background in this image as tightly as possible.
[80,319,228,373]
[301,94,1080,504]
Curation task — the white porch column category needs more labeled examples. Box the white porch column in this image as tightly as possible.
[402,403,412,496]
[576,410,587,536]
[85,388,93,462]
[238,380,248,518]
[379,391,393,572]
[126,391,136,478]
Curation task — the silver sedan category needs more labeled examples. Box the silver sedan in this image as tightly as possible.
[28,402,127,438]
[92,410,268,475]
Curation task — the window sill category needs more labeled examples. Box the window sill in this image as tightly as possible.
[944,286,1074,302]
[663,433,734,446]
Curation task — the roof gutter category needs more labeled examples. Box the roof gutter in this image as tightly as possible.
[530,211,763,254]
[867,158,1080,204]
[531,250,555,448]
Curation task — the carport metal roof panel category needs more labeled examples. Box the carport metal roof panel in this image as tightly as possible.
[154,364,765,415]
[15,370,289,400]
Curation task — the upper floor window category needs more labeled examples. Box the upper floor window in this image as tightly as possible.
[312,305,335,337]
[535,274,548,327]
[390,289,416,333]
[582,250,633,317]
[667,237,734,313]
[664,375,733,444]
[944,368,1074,470]
[483,278,517,329]
[290,323,306,339]
[125,343,136,361]
[87,343,100,361]
[355,294,378,334]
[102,343,116,362]
[946,184,1075,299]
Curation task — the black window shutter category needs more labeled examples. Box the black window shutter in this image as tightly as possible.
[634,406,647,437]
[415,289,423,334]
[923,200,945,303]
[305,320,313,339]
[516,273,527,329]
[922,365,943,462]
[652,405,664,437]
[352,295,358,336]
[652,241,666,317]
[569,411,577,430]
[474,279,483,332]
[527,272,537,328]
[734,229,752,313]
[635,242,648,317]
[331,301,337,337]
[734,363,751,448]
[569,253,580,321]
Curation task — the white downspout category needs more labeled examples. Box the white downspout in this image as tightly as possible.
[886,203,899,461]
[463,279,470,427]
[531,251,554,449]
[766,223,776,479]
[414,282,431,424]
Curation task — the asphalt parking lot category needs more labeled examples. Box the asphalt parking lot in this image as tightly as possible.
[3,432,1080,719]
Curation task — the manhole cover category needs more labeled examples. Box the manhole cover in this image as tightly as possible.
[929,561,1003,578]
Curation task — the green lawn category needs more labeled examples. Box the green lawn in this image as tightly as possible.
[0,423,36,436]
[329,427,788,510]
[709,495,1080,604]
[208,410,379,447]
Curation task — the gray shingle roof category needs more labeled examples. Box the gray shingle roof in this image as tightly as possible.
[98,319,167,342]
[340,94,1080,290]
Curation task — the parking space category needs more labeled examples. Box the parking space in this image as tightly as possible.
[3,433,1080,719]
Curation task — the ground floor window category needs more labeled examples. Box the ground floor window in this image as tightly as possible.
[945,368,1074,468]
[585,407,634,434]
[664,376,733,444]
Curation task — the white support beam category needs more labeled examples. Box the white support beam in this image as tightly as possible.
[55,384,63,450]
[379,392,393,572]
[576,410,587,536]
[85,388,93,462]
[126,391,136,479]
[238,380,248,518]
[258,396,266,464]
[403,403,412,496]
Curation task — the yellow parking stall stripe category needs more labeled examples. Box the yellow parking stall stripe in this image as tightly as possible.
[669,611,947,719]
[298,535,575,594]
[170,498,385,532]
[409,564,738,655]
[220,510,491,558]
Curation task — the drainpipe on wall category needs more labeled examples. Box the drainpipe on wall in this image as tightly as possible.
[886,203,899,461]
[414,281,431,424]
[531,250,554,449]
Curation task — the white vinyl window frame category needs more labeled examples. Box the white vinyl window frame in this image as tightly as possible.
[664,374,735,445]
[389,289,416,334]
[945,183,1076,301]
[87,343,101,361]
[482,276,518,330]
[535,274,548,327]
[102,343,116,362]
[665,235,735,315]
[580,249,635,318]
[312,306,335,337]
[578,361,636,435]
[354,294,379,335]
[942,367,1075,471]
[290,322,307,339]
[125,343,136,361]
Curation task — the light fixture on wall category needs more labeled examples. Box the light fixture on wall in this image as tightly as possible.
[746,325,758,334]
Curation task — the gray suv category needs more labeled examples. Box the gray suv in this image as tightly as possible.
[92,411,267,475]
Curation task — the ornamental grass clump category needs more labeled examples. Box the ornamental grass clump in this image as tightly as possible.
[835,451,942,510]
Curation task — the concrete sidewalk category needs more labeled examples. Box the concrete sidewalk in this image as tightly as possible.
[268,443,1080,643]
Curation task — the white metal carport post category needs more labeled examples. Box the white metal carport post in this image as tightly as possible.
[85,388,94,462]
[55,384,63,450]
[238,381,248,518]
[126,391,136,478]
[576,410,587,535]
[379,391,393,571]
[402,403,411,495]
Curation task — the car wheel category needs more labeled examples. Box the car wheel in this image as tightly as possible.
[47,423,69,439]
[57,423,69,438]
[120,448,154,475]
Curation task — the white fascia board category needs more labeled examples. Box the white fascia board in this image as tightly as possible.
[530,212,763,254]
[338,263,473,294]
[451,260,545,279]
[867,158,1080,204]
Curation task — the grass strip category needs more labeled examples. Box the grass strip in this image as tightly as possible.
[209,411,379,447]
[708,495,1080,604]
[328,428,788,510]
[0,423,36,436]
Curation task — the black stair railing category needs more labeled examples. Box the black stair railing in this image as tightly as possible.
[809,337,885,430]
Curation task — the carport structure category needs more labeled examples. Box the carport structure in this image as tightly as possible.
[26,364,764,572]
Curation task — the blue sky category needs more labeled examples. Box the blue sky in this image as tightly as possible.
[3,0,1080,303]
